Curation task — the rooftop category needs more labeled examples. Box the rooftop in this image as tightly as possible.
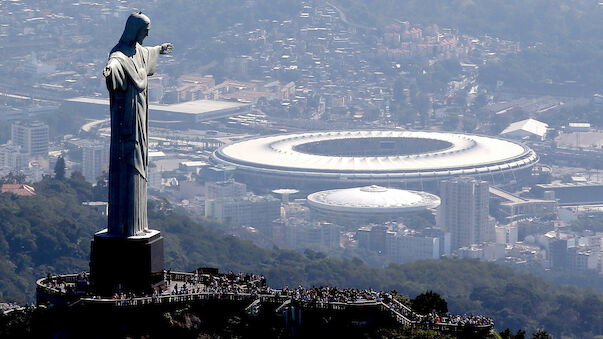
[65,97,250,121]
[307,185,440,213]
[500,118,548,138]
[213,130,537,175]
[1,184,36,196]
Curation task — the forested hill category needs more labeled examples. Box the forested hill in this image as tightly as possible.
[0,177,601,337]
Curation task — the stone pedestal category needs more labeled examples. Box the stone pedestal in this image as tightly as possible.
[89,229,164,296]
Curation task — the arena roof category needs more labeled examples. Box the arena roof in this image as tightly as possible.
[307,185,440,214]
[500,118,548,139]
[211,130,538,183]
[65,97,250,122]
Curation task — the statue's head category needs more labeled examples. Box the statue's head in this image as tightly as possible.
[119,12,151,46]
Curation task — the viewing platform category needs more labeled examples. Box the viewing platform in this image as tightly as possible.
[36,270,494,335]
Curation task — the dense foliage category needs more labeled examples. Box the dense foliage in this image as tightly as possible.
[411,290,448,315]
[570,215,603,233]
[0,178,601,337]
[0,176,103,303]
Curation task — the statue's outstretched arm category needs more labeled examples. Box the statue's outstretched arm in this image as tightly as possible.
[160,43,174,54]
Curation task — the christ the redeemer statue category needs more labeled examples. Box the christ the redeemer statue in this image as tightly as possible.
[103,12,173,237]
[90,12,172,295]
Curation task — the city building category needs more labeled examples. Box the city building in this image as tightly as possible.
[11,120,49,158]
[439,178,492,250]
[65,97,251,127]
[205,193,281,233]
[82,201,109,215]
[544,232,600,272]
[495,224,518,244]
[82,140,109,183]
[390,228,450,263]
[273,218,341,250]
[533,182,603,205]
[489,186,557,223]
[499,118,548,141]
[567,247,598,272]
[358,225,390,254]
[0,143,29,171]
[200,166,235,183]
[458,243,505,261]
[205,179,247,200]
[356,225,450,263]
[567,122,591,132]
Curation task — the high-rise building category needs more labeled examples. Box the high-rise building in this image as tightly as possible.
[82,141,109,183]
[0,144,29,170]
[205,193,281,232]
[205,179,246,200]
[273,218,341,250]
[439,178,491,249]
[11,121,49,158]
[356,225,450,263]
[495,224,518,244]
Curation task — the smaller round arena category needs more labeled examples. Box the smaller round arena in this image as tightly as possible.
[306,185,440,225]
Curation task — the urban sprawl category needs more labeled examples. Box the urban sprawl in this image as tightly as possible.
[1,0,602,277]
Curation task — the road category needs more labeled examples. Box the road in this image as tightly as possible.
[326,1,377,31]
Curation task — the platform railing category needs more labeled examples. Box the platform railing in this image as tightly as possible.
[37,274,493,332]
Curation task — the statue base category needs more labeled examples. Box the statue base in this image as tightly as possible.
[89,229,164,296]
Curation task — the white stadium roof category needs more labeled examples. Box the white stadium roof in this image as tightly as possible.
[211,130,538,182]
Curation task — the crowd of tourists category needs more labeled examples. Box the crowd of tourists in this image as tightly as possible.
[420,313,494,327]
[274,285,492,327]
[161,270,266,296]
[279,285,391,304]
[42,272,88,295]
[41,272,493,328]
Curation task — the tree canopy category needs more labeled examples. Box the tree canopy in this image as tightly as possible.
[411,290,448,315]
[53,156,65,180]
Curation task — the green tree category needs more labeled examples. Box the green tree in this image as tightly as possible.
[92,171,108,201]
[531,330,551,339]
[70,171,85,182]
[54,156,66,180]
[500,328,526,339]
[0,172,27,185]
[411,290,448,315]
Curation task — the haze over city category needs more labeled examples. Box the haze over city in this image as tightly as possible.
[0,1,602,338]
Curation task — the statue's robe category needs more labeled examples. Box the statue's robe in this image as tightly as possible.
[104,42,160,237]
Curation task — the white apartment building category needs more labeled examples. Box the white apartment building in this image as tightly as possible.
[439,178,492,250]
[11,121,49,158]
[82,141,109,183]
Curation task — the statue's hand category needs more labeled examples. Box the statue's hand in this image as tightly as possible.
[160,43,174,54]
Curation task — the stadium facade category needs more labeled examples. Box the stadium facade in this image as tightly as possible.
[210,130,538,191]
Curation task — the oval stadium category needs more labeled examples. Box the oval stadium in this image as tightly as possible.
[210,130,538,191]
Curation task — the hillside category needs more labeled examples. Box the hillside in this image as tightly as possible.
[331,0,603,91]
[0,177,601,337]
